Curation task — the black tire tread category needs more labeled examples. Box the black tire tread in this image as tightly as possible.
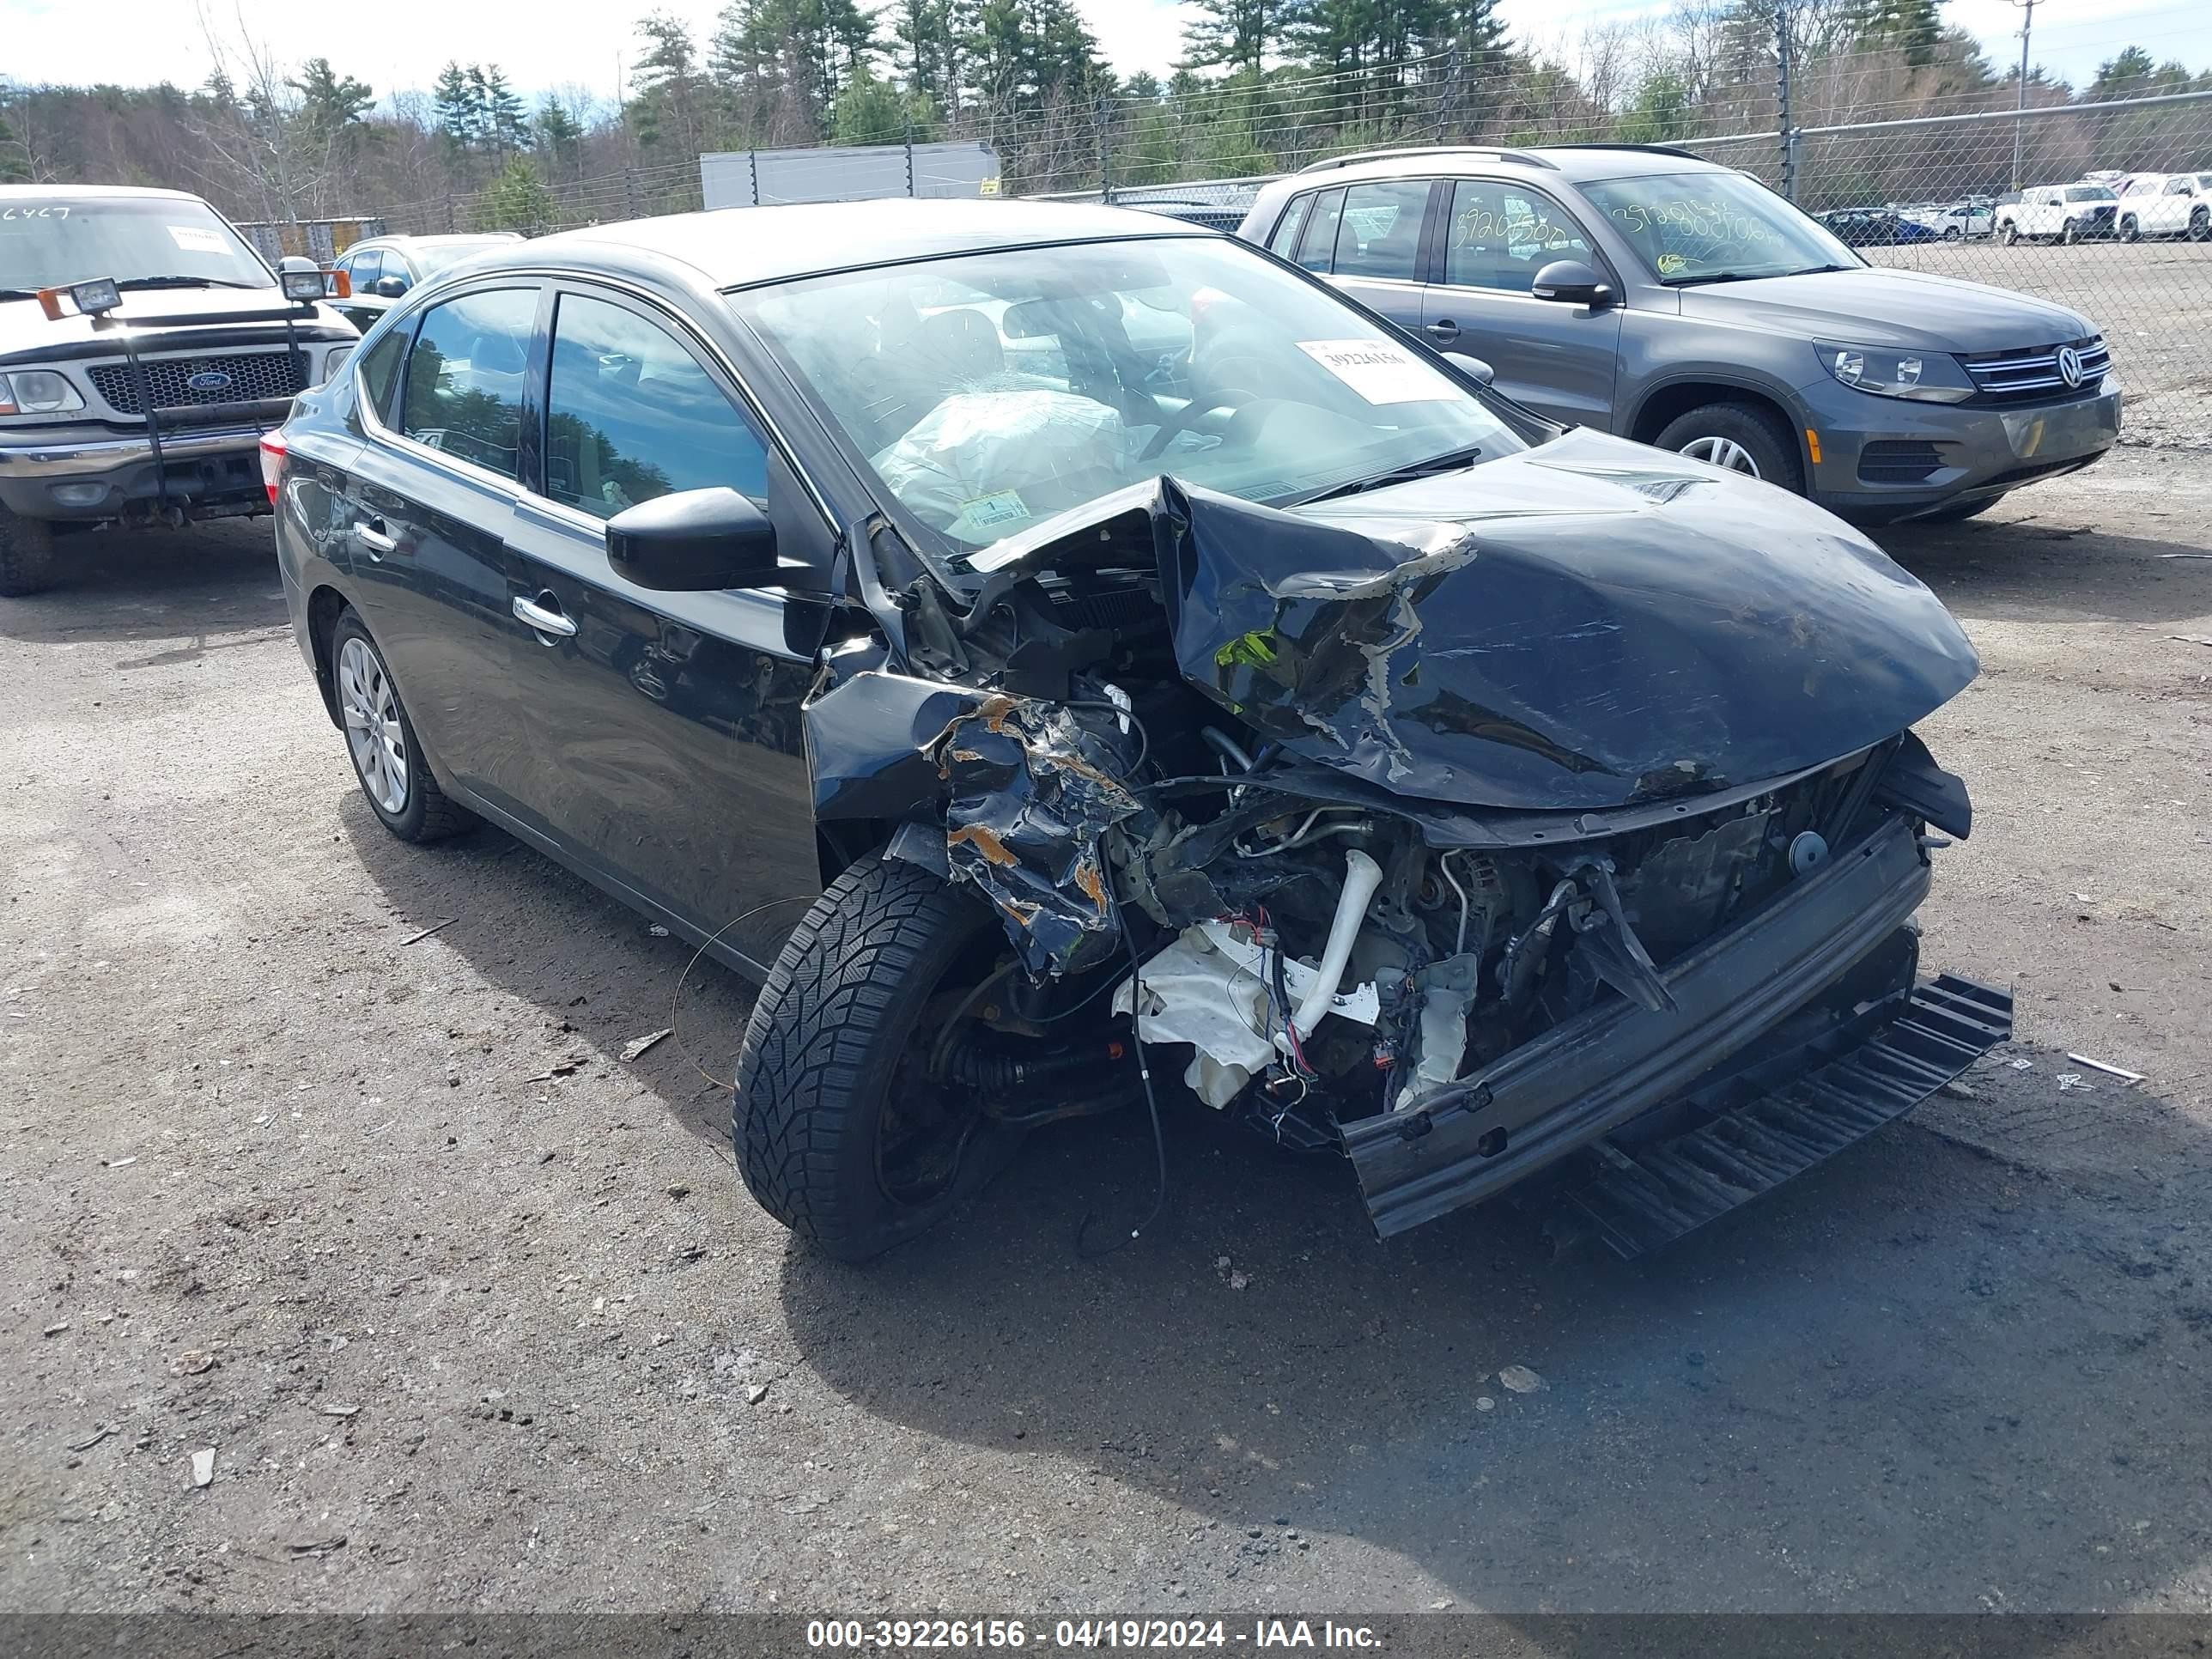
[1656,399,1803,494]
[733,856,985,1260]
[0,512,56,599]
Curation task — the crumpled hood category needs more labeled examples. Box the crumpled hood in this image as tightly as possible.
[1157,428,1978,811]
[1678,266,2094,353]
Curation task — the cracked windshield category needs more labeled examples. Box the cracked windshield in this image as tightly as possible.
[736,235,1524,574]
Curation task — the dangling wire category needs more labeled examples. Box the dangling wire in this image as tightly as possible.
[670,893,821,1092]
[1078,890,1170,1259]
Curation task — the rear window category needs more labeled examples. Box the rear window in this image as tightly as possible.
[2064,186,2114,203]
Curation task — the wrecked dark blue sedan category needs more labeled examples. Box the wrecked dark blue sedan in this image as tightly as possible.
[271,199,2012,1262]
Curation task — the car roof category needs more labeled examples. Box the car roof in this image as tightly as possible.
[1282,144,1735,189]
[521,199,1197,289]
[355,233,522,249]
[0,183,213,204]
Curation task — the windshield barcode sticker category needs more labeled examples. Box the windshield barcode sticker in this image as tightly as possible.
[1297,339,1457,404]
[957,489,1031,532]
[167,224,229,253]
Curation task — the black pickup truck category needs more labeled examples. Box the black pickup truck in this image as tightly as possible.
[0,185,359,595]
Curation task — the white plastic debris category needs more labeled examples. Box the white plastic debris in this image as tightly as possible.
[190,1448,215,1488]
[621,1029,673,1062]
[1498,1364,1544,1394]
[1115,919,1380,1109]
[2056,1073,2092,1093]
[2008,1058,2034,1071]
[2065,1053,2143,1085]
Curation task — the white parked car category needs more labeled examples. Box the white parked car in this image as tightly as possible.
[1907,200,1995,240]
[1996,184,2119,246]
[2110,172,2212,242]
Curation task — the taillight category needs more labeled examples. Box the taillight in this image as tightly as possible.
[259,428,289,507]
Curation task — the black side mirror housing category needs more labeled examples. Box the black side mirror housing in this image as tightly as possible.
[1531,259,1613,308]
[1443,350,1495,388]
[374,276,408,298]
[605,488,782,592]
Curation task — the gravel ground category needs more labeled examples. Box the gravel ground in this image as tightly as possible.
[2,448,2209,1617]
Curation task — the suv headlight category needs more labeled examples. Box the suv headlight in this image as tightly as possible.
[0,369,88,416]
[1817,342,1974,404]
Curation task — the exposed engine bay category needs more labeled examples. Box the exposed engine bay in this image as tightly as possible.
[804,445,2010,1249]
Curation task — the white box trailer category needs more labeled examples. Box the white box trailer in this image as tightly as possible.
[700,143,1001,210]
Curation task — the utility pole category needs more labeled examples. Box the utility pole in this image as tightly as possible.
[2010,0,2035,190]
[1776,0,1796,202]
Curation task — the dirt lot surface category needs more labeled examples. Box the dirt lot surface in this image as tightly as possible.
[3,447,2209,1617]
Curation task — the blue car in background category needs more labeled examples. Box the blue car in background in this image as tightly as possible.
[1816,209,1941,248]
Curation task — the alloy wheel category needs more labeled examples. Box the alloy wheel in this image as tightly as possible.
[1680,435,1761,477]
[337,636,410,816]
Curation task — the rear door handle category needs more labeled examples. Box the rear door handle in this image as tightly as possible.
[1425,319,1460,341]
[353,519,396,556]
[513,592,577,640]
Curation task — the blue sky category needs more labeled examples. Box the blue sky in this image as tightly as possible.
[1,0,2203,114]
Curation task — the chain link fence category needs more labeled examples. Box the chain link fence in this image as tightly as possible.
[366,83,2211,443]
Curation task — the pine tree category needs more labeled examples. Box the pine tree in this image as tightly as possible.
[533,96,586,179]
[474,66,531,161]
[479,156,556,232]
[289,58,374,153]
[431,62,477,154]
[1178,0,1288,76]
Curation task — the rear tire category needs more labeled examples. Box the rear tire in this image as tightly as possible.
[734,856,1022,1261]
[330,610,472,843]
[1999,221,2018,246]
[2191,207,2209,243]
[0,508,56,598]
[2061,217,2080,246]
[1942,225,1962,241]
[2118,215,2141,244]
[1654,401,1803,494]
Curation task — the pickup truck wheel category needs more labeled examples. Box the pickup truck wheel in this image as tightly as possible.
[734,855,1023,1261]
[1998,221,2018,246]
[2191,207,2210,242]
[0,508,57,598]
[2118,216,2141,243]
[331,611,472,843]
[1656,402,1802,494]
[2061,217,2081,246]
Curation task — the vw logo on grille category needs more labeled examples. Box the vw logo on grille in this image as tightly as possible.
[185,369,234,392]
[2056,346,2085,389]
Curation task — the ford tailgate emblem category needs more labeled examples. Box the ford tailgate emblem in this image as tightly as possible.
[186,369,234,392]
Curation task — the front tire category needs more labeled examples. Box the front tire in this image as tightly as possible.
[734,856,1021,1261]
[1655,401,1803,494]
[2061,217,2080,246]
[2191,207,2209,243]
[1942,225,1962,241]
[1999,221,2018,246]
[330,610,471,843]
[2119,215,2141,244]
[0,508,56,598]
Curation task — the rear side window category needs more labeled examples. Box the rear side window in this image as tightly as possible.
[347,248,385,285]
[1292,187,1346,272]
[356,326,406,422]
[1333,181,1429,280]
[543,290,769,521]
[398,287,537,481]
[1266,198,1309,258]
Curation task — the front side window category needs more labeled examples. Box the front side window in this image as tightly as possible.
[544,291,769,520]
[1445,180,1596,291]
[1580,171,1857,284]
[1332,181,1430,280]
[737,234,1529,580]
[0,194,273,295]
[398,287,537,480]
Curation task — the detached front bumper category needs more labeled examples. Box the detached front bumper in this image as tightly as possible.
[1344,816,1968,1239]
[0,417,280,522]
[1803,381,2120,525]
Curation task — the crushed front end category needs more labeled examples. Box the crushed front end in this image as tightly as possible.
[807,441,2011,1250]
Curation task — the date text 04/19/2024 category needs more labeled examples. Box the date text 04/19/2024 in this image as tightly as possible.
[805,1620,1386,1650]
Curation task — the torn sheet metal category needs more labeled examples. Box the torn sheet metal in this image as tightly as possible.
[939,694,1143,976]
[1113,920,1380,1109]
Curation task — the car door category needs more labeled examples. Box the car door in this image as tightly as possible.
[341,282,551,820]
[495,283,826,966]
[1422,177,1620,428]
[2154,176,2193,235]
[1316,179,1437,334]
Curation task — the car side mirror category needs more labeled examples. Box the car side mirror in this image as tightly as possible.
[374,276,408,299]
[1443,350,1495,388]
[1531,259,1613,307]
[605,488,781,591]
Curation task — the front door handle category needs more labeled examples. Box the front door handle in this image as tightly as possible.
[513,591,577,641]
[1425,319,1461,342]
[353,519,396,556]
